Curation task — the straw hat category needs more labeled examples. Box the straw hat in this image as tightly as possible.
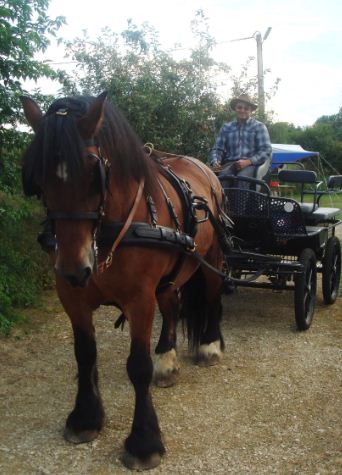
[230,93,257,111]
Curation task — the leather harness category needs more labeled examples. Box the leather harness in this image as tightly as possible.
[38,115,233,291]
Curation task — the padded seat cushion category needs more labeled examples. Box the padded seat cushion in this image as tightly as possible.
[310,207,340,220]
[299,203,341,222]
[299,203,318,213]
[299,203,340,219]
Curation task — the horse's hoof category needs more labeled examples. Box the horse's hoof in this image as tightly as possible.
[121,451,162,470]
[154,349,180,387]
[64,427,99,444]
[197,353,221,367]
[154,369,179,388]
[196,340,222,367]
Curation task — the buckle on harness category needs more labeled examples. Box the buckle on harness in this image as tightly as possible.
[192,195,210,224]
[56,108,68,116]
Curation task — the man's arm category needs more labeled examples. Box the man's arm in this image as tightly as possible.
[209,125,228,167]
[249,123,272,166]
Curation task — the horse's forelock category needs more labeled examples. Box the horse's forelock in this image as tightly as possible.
[46,96,91,117]
[22,97,91,192]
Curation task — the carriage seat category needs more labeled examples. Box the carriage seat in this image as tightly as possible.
[277,169,340,223]
[327,175,342,191]
[305,207,340,223]
[278,169,318,213]
[254,154,272,181]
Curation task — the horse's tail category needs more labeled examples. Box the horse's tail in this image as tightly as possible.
[180,266,223,351]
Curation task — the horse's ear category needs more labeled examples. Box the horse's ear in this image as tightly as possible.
[78,91,108,139]
[20,96,43,133]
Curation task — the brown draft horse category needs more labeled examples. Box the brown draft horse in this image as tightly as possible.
[21,92,226,470]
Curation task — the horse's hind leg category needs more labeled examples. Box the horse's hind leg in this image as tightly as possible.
[154,289,181,387]
[62,304,104,443]
[197,268,224,366]
[181,253,224,366]
[122,294,165,470]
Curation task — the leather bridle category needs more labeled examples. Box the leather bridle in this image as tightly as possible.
[46,147,110,224]
[43,140,111,266]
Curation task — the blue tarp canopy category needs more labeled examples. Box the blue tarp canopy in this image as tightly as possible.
[272,144,319,167]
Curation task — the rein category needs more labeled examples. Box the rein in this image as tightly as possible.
[97,178,145,273]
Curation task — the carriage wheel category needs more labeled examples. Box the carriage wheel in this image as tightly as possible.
[322,236,341,305]
[294,248,317,331]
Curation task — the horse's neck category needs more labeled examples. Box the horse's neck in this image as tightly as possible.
[104,177,146,223]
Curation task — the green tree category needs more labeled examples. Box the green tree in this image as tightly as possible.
[316,108,342,141]
[0,0,64,333]
[268,122,295,144]
[63,12,233,160]
[314,109,342,171]
[298,123,342,172]
[62,11,281,160]
[0,0,65,187]
[0,0,65,127]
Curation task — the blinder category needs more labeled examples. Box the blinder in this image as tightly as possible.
[89,151,110,207]
[44,148,110,261]
[46,150,110,223]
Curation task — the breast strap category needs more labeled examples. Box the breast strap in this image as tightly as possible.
[97,222,195,254]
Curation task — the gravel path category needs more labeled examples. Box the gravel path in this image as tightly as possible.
[1,280,341,475]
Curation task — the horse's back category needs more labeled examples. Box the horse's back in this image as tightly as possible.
[157,154,222,209]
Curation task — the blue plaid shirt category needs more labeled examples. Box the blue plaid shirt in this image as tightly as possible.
[210,118,272,166]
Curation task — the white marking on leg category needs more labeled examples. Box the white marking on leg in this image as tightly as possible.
[154,349,180,379]
[56,162,68,181]
[198,340,222,362]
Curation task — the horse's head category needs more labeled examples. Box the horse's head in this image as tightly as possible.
[21,92,109,288]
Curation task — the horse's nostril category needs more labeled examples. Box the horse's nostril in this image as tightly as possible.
[83,266,92,281]
[66,274,79,287]
[65,266,92,288]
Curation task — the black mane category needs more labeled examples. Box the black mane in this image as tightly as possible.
[22,95,156,196]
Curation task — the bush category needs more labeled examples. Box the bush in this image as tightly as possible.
[0,191,53,335]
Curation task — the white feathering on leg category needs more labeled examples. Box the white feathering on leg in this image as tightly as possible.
[154,349,180,379]
[198,340,222,361]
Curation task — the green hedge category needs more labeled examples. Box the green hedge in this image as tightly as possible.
[0,192,53,335]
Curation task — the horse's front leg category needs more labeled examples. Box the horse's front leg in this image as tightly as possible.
[122,295,165,470]
[154,289,181,387]
[60,299,104,443]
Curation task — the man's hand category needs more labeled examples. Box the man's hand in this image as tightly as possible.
[211,161,222,172]
[234,158,252,171]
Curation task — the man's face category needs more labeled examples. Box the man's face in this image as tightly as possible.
[235,102,252,121]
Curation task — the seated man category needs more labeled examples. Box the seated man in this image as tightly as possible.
[209,93,272,187]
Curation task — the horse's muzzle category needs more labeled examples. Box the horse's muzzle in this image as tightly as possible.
[56,265,92,288]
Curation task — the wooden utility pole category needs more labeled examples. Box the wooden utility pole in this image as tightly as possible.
[255,27,271,119]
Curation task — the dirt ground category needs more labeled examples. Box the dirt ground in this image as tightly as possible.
[1,269,341,475]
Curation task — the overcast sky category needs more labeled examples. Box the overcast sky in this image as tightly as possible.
[38,0,342,127]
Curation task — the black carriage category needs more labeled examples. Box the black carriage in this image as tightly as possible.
[223,170,342,330]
